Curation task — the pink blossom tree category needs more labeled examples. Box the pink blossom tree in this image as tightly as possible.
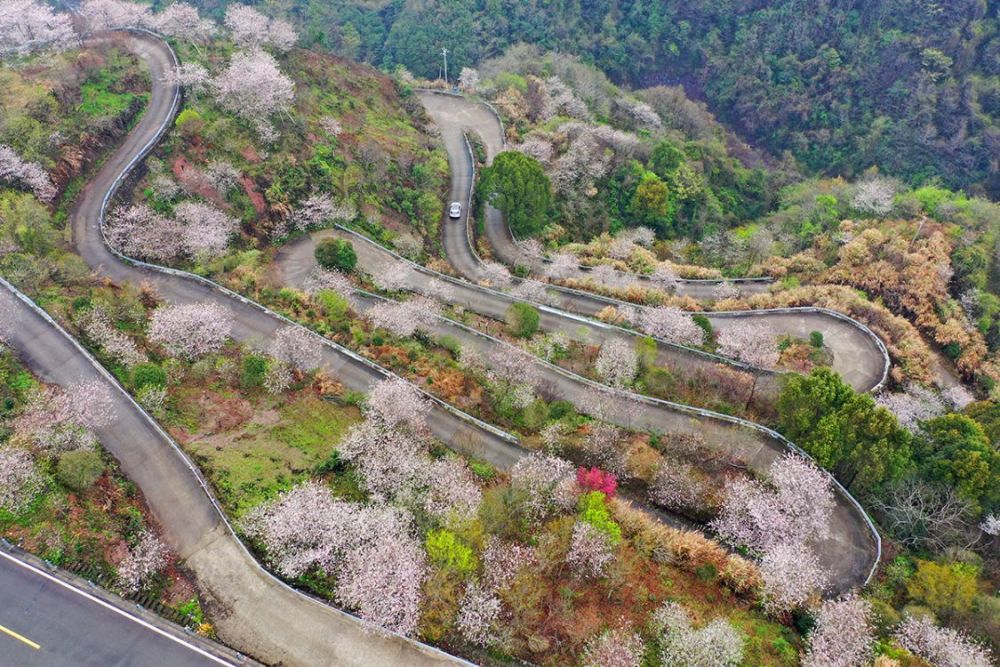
[116,530,169,594]
[716,320,779,368]
[0,144,56,201]
[875,385,945,433]
[106,204,185,262]
[148,302,233,359]
[153,2,215,45]
[893,615,993,667]
[566,521,614,578]
[456,581,501,646]
[576,467,617,497]
[287,194,355,233]
[580,627,645,667]
[471,343,542,412]
[510,452,578,519]
[653,601,744,667]
[0,448,45,513]
[78,0,152,31]
[224,5,296,52]
[0,0,75,57]
[269,325,322,371]
[482,537,536,591]
[759,542,828,613]
[365,297,440,338]
[479,261,513,290]
[424,456,482,521]
[649,459,708,513]
[595,338,638,387]
[173,201,239,259]
[802,594,874,667]
[638,306,705,346]
[338,419,427,503]
[363,377,430,432]
[211,49,294,139]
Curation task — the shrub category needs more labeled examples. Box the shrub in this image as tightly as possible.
[240,355,267,389]
[314,238,357,273]
[425,529,476,575]
[56,450,104,492]
[578,491,622,544]
[505,302,540,338]
[809,330,825,348]
[131,363,167,390]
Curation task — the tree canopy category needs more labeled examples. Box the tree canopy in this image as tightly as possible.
[480,151,552,238]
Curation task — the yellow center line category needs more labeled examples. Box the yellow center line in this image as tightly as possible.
[0,622,41,650]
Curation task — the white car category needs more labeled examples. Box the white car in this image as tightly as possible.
[448,202,462,219]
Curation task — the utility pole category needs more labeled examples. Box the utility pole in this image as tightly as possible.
[441,47,449,85]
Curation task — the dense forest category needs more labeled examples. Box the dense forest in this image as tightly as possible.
[178,0,1000,198]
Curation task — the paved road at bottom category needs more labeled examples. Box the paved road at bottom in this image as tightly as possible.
[0,552,233,667]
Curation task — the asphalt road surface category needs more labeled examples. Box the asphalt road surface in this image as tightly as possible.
[0,552,233,667]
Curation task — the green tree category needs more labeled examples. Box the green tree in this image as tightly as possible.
[56,450,104,492]
[314,238,357,273]
[777,368,911,492]
[629,171,673,235]
[916,414,1000,514]
[480,151,552,238]
[505,302,539,338]
[577,491,622,544]
[425,529,476,575]
[906,560,979,623]
[131,363,167,391]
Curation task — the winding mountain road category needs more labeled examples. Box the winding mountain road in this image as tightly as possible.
[2,31,886,666]
[416,91,889,394]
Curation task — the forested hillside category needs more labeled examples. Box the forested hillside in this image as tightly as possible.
[199,0,999,197]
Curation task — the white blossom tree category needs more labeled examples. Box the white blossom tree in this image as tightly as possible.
[457,67,479,93]
[509,452,578,519]
[116,530,168,594]
[0,144,56,201]
[211,49,295,139]
[106,204,185,262]
[545,253,577,280]
[712,281,741,301]
[0,0,75,57]
[363,377,429,432]
[852,177,896,217]
[716,320,779,368]
[893,615,993,667]
[456,581,501,646]
[77,308,146,367]
[759,542,828,613]
[153,2,215,46]
[0,448,45,514]
[639,306,705,346]
[802,594,874,667]
[875,385,945,433]
[650,264,679,291]
[224,5,296,52]
[148,302,233,359]
[479,261,513,290]
[78,0,152,32]
[269,325,322,371]
[365,297,440,338]
[566,521,614,578]
[653,601,744,667]
[163,63,210,95]
[287,194,355,233]
[595,339,638,387]
[173,201,239,259]
[580,627,645,667]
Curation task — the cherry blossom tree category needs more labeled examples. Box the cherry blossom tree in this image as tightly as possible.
[509,279,549,303]
[339,419,427,503]
[456,582,501,646]
[224,5,296,52]
[57,380,117,431]
[479,261,513,290]
[608,236,635,261]
[759,542,828,612]
[649,459,708,513]
[589,264,629,289]
[287,194,355,233]
[365,297,440,338]
[851,177,896,217]
[893,615,993,667]
[619,226,655,247]
[173,201,239,259]
[615,98,662,130]
[372,261,415,293]
[153,2,215,45]
[545,253,577,280]
[650,264,679,291]
[875,385,945,433]
[942,385,975,410]
[211,49,294,139]
[0,448,45,514]
[302,268,355,304]
[0,0,75,57]
[510,452,578,519]
[0,144,56,201]
[457,67,479,93]
[116,530,168,594]
[78,0,152,32]
[77,308,146,367]
[163,63,210,94]
[204,160,240,194]
[106,204,185,262]
[981,514,1000,536]
[148,302,233,359]
[580,627,645,667]
[595,339,638,387]
[424,456,481,521]
[711,453,835,554]
[712,281,741,301]
[482,537,536,591]
[639,306,705,346]
[364,377,430,432]
[802,594,874,667]
[716,320,779,368]
[470,344,542,411]
[654,601,744,667]
[566,521,614,578]
[583,422,631,479]
[269,325,322,371]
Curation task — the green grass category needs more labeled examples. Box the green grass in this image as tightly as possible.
[78,80,144,118]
